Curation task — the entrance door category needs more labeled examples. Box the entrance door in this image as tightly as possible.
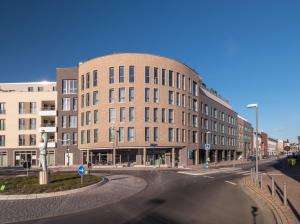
[65,153,73,166]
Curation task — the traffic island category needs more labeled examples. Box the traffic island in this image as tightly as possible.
[0,172,103,198]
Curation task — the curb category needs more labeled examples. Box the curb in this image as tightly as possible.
[0,177,108,201]
[240,177,289,224]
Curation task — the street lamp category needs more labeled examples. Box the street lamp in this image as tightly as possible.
[205,131,211,168]
[247,103,259,185]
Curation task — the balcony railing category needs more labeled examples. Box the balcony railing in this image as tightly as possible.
[0,110,5,114]
[41,106,55,111]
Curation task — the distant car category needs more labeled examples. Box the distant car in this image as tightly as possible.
[248,156,257,161]
[262,155,268,159]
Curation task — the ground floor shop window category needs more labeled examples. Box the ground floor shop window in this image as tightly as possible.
[15,151,37,166]
[0,151,7,166]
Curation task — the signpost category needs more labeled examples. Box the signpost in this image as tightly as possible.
[205,144,210,168]
[78,165,85,184]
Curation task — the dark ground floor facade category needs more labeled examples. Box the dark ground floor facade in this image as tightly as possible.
[0,146,246,168]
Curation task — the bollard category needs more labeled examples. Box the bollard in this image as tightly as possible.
[260,174,263,191]
[283,182,287,207]
[271,177,275,198]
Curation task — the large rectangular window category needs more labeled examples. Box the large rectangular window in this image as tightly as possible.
[86,111,91,125]
[86,93,90,107]
[168,109,174,124]
[0,119,5,130]
[63,80,77,94]
[154,67,158,84]
[129,107,135,122]
[109,89,114,103]
[118,127,124,142]
[94,129,98,143]
[129,65,135,83]
[87,130,91,144]
[145,107,150,122]
[176,73,180,89]
[153,108,158,122]
[93,70,98,87]
[19,119,25,130]
[153,88,159,103]
[162,69,166,85]
[86,73,90,89]
[168,128,173,142]
[81,112,84,126]
[119,88,125,102]
[63,115,68,128]
[129,87,134,102]
[153,127,158,142]
[145,127,150,142]
[30,102,36,114]
[69,115,77,128]
[0,135,5,146]
[29,118,36,130]
[109,127,115,143]
[19,102,25,114]
[128,127,135,142]
[119,66,124,83]
[109,108,116,123]
[29,134,36,145]
[94,110,98,124]
[162,108,166,123]
[73,98,78,111]
[0,103,5,114]
[18,135,25,146]
[81,130,85,144]
[145,88,150,102]
[145,66,150,83]
[176,92,180,106]
[93,91,99,105]
[120,107,126,122]
[109,67,114,84]
[81,95,84,108]
[168,91,174,105]
[81,75,84,90]
[168,70,173,87]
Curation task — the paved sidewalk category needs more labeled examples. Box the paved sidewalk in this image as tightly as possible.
[0,174,147,224]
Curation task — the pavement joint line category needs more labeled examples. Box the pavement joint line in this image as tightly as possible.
[225,181,237,185]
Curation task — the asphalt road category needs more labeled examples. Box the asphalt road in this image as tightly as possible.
[19,161,277,224]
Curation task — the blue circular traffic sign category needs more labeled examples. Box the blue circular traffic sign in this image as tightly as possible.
[78,165,85,176]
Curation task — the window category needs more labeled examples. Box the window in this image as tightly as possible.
[176,73,180,89]
[81,112,84,126]
[18,135,25,146]
[73,132,78,144]
[0,120,5,130]
[145,66,150,83]
[109,127,115,143]
[93,70,98,87]
[62,98,71,111]
[87,130,91,144]
[93,91,99,105]
[28,118,36,130]
[161,108,166,123]
[19,102,25,114]
[168,128,173,142]
[69,116,77,128]
[119,88,125,102]
[62,80,77,94]
[192,81,198,96]
[30,102,36,113]
[182,75,185,90]
[162,69,166,85]
[86,93,90,107]
[182,94,186,107]
[28,87,33,92]
[120,107,126,122]
[129,65,135,83]
[176,93,180,106]
[129,107,135,122]
[19,119,25,130]
[145,107,150,122]
[153,127,158,142]
[86,73,90,89]
[0,135,5,146]
[153,108,158,122]
[30,134,36,145]
[182,129,186,142]
[86,111,91,125]
[128,127,135,142]
[81,75,84,90]
[109,108,116,123]
[119,66,124,83]
[109,67,114,84]
[81,95,84,108]
[182,112,185,125]
[168,109,174,123]
[73,98,78,111]
[176,128,180,143]
[145,88,150,102]
[0,103,5,114]
[192,115,198,128]
[109,89,114,103]
[94,110,98,124]
[193,99,198,112]
[145,127,150,142]
[153,88,159,103]
[193,131,198,143]
[81,130,85,144]
[168,91,174,104]
[118,127,124,142]
[94,129,98,143]
[168,70,173,87]
[129,87,134,102]
[154,67,158,84]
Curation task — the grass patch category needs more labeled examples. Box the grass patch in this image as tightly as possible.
[0,172,101,195]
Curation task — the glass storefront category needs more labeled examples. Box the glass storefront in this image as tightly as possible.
[0,151,7,167]
[15,151,37,166]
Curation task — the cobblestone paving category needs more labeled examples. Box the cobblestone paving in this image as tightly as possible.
[0,174,147,223]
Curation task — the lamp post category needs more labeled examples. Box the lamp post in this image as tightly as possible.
[247,103,259,185]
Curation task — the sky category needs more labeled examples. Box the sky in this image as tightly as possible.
[0,0,299,142]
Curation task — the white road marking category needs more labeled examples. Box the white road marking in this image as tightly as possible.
[236,171,250,174]
[225,181,237,185]
[203,175,214,179]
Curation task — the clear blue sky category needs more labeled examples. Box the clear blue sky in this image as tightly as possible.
[0,0,299,142]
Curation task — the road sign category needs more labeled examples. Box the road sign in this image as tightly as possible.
[205,144,211,151]
[78,165,85,176]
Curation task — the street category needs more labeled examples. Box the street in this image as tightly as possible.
[16,161,279,224]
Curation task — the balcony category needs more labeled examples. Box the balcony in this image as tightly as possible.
[39,122,57,133]
[39,107,57,116]
[0,109,5,115]
[39,139,56,148]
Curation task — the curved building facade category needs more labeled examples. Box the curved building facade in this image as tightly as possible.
[78,53,201,167]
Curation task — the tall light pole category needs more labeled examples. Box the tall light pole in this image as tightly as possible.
[247,103,259,185]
